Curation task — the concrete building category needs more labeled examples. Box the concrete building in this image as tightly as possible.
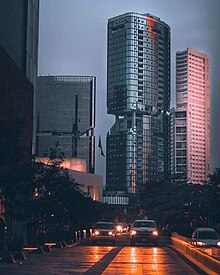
[106,12,170,195]
[37,157,103,201]
[68,169,102,202]
[171,48,210,184]
[36,76,96,173]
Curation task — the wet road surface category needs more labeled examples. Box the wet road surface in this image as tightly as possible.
[0,235,199,274]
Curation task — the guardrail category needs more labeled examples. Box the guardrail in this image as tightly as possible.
[171,233,220,274]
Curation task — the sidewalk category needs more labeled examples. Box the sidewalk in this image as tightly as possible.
[0,244,113,274]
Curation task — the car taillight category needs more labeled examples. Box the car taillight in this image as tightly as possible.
[94,230,100,235]
[108,231,113,236]
[152,230,158,236]
[131,230,137,235]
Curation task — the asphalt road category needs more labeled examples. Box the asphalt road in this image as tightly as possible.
[0,234,200,274]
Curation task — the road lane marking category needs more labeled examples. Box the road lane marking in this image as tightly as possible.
[83,247,123,274]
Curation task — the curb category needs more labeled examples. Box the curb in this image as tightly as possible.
[168,245,207,274]
[171,236,220,274]
[0,237,81,264]
[0,252,16,264]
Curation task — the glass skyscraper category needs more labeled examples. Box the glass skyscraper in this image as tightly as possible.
[106,12,170,194]
[36,76,96,173]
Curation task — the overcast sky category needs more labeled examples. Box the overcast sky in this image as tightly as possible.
[38,0,220,180]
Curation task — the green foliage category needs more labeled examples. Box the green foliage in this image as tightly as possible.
[206,168,220,225]
[140,170,220,235]
[32,145,107,231]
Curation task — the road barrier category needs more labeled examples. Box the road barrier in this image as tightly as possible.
[171,233,220,274]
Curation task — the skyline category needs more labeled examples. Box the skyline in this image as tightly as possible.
[38,0,220,179]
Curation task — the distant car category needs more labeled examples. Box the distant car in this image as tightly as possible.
[192,227,220,247]
[91,222,116,245]
[115,223,127,233]
[130,219,159,246]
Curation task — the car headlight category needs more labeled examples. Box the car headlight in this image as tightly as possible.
[94,230,100,236]
[117,225,122,231]
[131,230,137,235]
[217,241,220,247]
[108,231,113,236]
[152,230,158,236]
[197,241,205,246]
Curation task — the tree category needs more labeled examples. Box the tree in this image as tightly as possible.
[31,144,110,244]
[140,176,213,236]
[206,168,220,226]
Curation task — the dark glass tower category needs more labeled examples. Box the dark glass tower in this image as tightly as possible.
[0,0,39,85]
[106,13,170,194]
[0,0,39,246]
[36,76,96,173]
[0,0,39,174]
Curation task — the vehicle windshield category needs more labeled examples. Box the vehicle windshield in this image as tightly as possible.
[198,231,218,239]
[133,221,156,228]
[95,223,114,229]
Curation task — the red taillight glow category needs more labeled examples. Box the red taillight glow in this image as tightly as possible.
[152,230,158,236]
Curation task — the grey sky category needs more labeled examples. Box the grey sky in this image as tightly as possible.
[38,0,220,180]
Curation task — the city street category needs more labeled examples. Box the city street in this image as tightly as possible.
[0,1,219,274]
[0,234,199,274]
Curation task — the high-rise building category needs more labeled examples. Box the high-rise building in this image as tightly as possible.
[171,48,210,184]
[0,0,39,246]
[36,76,96,173]
[0,0,39,179]
[0,0,39,85]
[106,12,170,194]
[0,0,39,166]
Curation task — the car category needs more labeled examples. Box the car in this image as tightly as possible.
[192,227,220,247]
[130,219,159,246]
[91,222,116,245]
[115,223,127,233]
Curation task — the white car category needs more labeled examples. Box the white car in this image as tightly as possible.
[192,227,220,247]
[130,219,159,246]
[91,222,116,245]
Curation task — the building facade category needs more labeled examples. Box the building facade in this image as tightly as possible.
[171,48,210,184]
[0,0,39,246]
[106,13,170,194]
[0,0,39,190]
[0,0,39,86]
[37,157,103,202]
[36,76,96,173]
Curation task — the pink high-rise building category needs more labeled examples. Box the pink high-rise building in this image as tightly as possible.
[171,48,210,184]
